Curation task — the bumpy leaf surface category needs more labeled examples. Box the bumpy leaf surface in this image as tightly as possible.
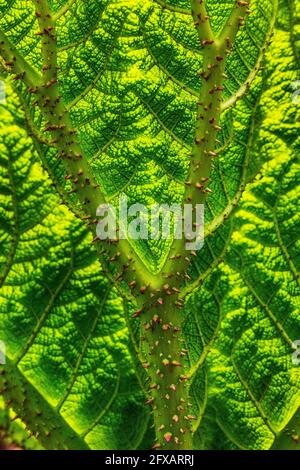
[0,92,148,449]
[0,0,299,450]
[186,0,300,450]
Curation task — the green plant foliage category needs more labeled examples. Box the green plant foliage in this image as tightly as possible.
[0,0,299,450]
[0,90,148,450]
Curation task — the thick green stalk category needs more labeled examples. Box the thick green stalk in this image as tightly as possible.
[191,0,213,41]
[142,298,193,450]
[141,1,251,450]
[185,46,225,206]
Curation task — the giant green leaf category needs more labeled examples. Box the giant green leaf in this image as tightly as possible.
[0,0,276,272]
[0,0,299,451]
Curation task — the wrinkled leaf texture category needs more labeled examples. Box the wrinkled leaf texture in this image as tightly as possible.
[0,0,299,450]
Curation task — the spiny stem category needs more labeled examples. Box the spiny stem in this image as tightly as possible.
[191,0,213,41]
[186,1,250,210]
[142,298,193,450]
[31,0,106,217]
[185,45,225,207]
[218,1,251,44]
[0,30,42,87]
[144,0,251,450]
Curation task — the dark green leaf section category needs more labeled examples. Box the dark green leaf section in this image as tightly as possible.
[0,92,147,450]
